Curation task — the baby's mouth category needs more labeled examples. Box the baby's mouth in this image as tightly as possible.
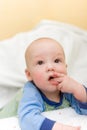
[48,74,58,85]
[48,76,55,81]
[48,74,58,81]
[48,75,58,85]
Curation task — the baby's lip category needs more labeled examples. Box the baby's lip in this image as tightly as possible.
[48,74,58,85]
[48,74,57,81]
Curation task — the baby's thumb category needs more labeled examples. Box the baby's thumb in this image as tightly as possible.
[77,126,81,130]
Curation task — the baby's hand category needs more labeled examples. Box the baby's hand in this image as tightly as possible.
[55,72,87,102]
[61,124,80,130]
[52,122,80,130]
[56,73,80,94]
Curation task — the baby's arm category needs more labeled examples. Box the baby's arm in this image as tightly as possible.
[56,73,87,102]
[52,122,80,130]
[18,81,81,130]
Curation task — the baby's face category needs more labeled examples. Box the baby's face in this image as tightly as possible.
[25,38,67,94]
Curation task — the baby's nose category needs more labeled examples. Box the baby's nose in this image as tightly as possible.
[46,64,55,71]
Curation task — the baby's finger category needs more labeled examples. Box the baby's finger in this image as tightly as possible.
[55,72,65,78]
[57,83,63,91]
[57,77,63,83]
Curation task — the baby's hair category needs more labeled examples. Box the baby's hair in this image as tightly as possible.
[25,37,65,67]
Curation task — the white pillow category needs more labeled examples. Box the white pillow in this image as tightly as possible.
[0,19,87,88]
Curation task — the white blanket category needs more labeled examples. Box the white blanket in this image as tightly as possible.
[0,20,87,108]
[0,107,86,130]
[0,20,87,130]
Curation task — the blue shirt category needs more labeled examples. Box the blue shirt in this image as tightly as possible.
[18,81,87,130]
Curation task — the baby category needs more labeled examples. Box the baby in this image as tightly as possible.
[18,37,87,130]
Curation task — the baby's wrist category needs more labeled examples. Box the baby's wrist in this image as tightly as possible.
[72,84,87,102]
[71,83,81,97]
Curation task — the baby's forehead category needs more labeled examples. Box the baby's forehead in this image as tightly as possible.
[25,37,64,56]
[28,38,62,50]
[25,37,65,61]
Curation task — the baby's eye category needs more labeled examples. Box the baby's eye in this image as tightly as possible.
[54,59,60,63]
[37,60,44,65]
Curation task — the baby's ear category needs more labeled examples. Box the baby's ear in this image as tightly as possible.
[25,69,32,81]
[66,64,67,68]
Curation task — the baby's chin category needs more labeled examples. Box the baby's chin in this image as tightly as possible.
[48,79,59,86]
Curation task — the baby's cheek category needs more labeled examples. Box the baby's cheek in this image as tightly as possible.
[34,72,44,82]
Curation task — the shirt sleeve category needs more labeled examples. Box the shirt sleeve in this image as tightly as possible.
[18,81,55,130]
[64,86,87,115]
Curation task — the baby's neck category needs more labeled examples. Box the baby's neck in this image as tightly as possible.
[43,91,60,103]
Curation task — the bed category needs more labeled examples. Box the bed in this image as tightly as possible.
[0,1,87,130]
[0,19,87,130]
[0,107,87,130]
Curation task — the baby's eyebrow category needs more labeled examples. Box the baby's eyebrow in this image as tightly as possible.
[33,54,45,59]
[54,53,64,58]
[32,56,44,62]
[56,52,64,55]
